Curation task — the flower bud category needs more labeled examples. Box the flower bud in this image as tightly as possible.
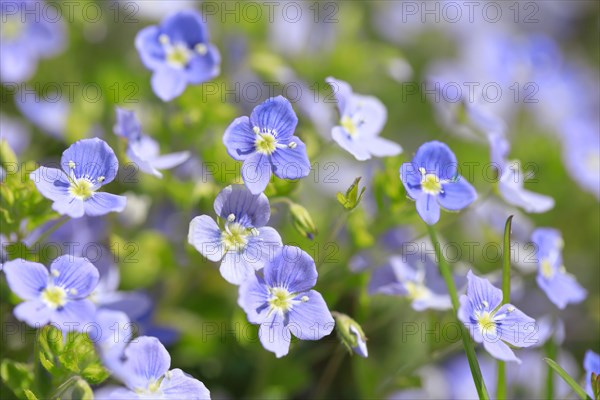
[289,202,318,240]
[332,312,368,358]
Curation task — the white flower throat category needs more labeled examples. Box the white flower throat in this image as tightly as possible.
[253,126,297,155]
[159,34,207,69]
[221,214,258,252]
[67,160,104,200]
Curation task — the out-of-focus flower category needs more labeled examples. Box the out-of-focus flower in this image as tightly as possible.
[531,228,586,309]
[238,246,334,358]
[188,185,282,285]
[3,256,99,329]
[95,309,132,359]
[458,270,537,363]
[561,118,600,200]
[584,350,600,398]
[30,138,127,218]
[400,141,477,225]
[332,312,368,358]
[135,10,220,101]
[97,336,210,399]
[326,77,402,161]
[369,255,451,311]
[0,0,66,82]
[0,114,30,155]
[223,96,311,194]
[114,108,190,178]
[14,91,69,139]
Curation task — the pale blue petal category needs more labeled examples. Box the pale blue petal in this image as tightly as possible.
[531,228,562,261]
[287,290,334,340]
[94,386,137,400]
[416,194,441,225]
[135,26,165,70]
[116,336,171,390]
[250,96,298,142]
[113,108,142,141]
[483,339,521,363]
[350,325,368,358]
[220,251,255,285]
[499,167,554,213]
[3,259,48,300]
[51,255,99,298]
[53,197,85,218]
[160,368,211,399]
[438,178,477,211]
[61,138,119,184]
[346,94,387,138]
[14,300,50,327]
[95,309,132,352]
[364,136,402,158]
[242,152,272,195]
[238,274,270,324]
[213,185,271,227]
[185,44,220,84]
[495,304,537,348]
[223,116,256,161]
[399,162,422,199]
[584,350,600,397]
[325,77,353,116]
[188,215,224,262]
[271,137,311,180]
[84,193,127,217]
[258,313,291,358]
[30,167,70,202]
[161,10,208,47]
[264,246,317,294]
[465,270,503,312]
[537,271,587,309]
[127,143,162,177]
[151,67,187,102]
[150,151,190,170]
[52,299,96,330]
[332,126,371,161]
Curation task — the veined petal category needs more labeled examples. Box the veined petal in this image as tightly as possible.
[465,270,503,312]
[271,136,311,180]
[438,177,477,211]
[13,300,50,327]
[220,251,255,285]
[250,96,298,142]
[135,25,165,71]
[223,116,256,161]
[416,194,441,225]
[30,167,70,201]
[241,152,272,195]
[160,10,208,47]
[399,162,422,199]
[160,369,211,399]
[113,108,142,141]
[52,196,85,218]
[287,290,334,340]
[238,273,270,324]
[114,336,171,391]
[483,339,521,363]
[51,255,99,298]
[188,215,224,262]
[84,193,127,217]
[364,136,402,158]
[3,259,49,300]
[496,304,537,348]
[52,299,96,330]
[61,138,119,185]
[258,313,291,358]
[214,184,271,227]
[185,44,220,84]
[264,246,317,294]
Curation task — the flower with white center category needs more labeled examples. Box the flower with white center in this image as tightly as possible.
[458,271,537,363]
[326,77,402,161]
[223,96,311,194]
[188,185,282,285]
[30,138,127,218]
[238,246,334,358]
[2,256,99,330]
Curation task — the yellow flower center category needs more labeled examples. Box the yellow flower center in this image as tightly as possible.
[420,168,442,195]
[268,287,295,313]
[69,178,94,200]
[540,259,554,278]
[255,133,277,155]
[405,281,428,300]
[476,311,497,335]
[221,223,249,252]
[41,286,67,309]
[165,43,192,68]
[1,15,24,40]
[341,115,358,137]
[135,379,162,396]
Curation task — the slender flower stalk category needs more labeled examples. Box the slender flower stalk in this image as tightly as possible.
[497,215,513,400]
[427,224,490,400]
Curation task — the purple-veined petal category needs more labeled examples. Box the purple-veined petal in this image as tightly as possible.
[264,246,317,294]
[52,196,85,218]
[287,290,334,340]
[346,94,387,138]
[51,255,99,298]
[213,185,271,228]
[84,193,127,217]
[151,67,187,102]
[13,300,50,327]
[52,299,96,330]
[160,368,211,399]
[150,151,190,170]
[250,96,298,142]
[438,177,477,211]
[114,336,171,391]
[241,152,272,195]
[188,215,224,262]
[30,167,70,202]
[258,313,291,358]
[364,136,402,158]
[412,141,458,180]
[219,251,256,285]
[223,116,256,161]
[325,77,354,116]
[536,271,587,309]
[3,259,48,300]
[399,162,422,199]
[416,194,441,225]
[465,270,503,312]
[135,25,166,71]
[496,304,537,348]
[271,136,311,180]
[332,126,371,161]
[498,166,554,213]
[238,274,270,324]
[61,138,119,185]
[113,108,142,141]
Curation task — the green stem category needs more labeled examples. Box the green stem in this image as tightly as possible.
[313,344,346,399]
[34,216,69,246]
[427,224,490,400]
[545,341,556,400]
[497,215,513,399]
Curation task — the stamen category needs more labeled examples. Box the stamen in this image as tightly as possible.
[227,213,235,222]
[195,43,207,55]
[288,142,297,149]
[253,126,261,134]
[68,160,76,169]
[159,34,169,45]
[97,176,105,183]
[482,300,489,308]
[507,306,515,313]
[51,270,60,277]
[301,295,309,302]
[69,288,78,296]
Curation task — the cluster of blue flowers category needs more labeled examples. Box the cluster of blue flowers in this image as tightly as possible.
[2,3,597,399]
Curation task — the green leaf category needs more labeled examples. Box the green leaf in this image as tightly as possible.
[23,390,39,400]
[337,177,366,211]
[1,359,35,400]
[544,357,592,400]
[69,379,94,400]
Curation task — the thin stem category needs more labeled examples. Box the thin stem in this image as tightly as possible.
[427,224,490,400]
[34,216,69,246]
[545,341,556,400]
[316,211,347,274]
[313,344,346,399]
[497,215,513,400]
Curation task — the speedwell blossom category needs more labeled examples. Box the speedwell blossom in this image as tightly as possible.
[326,77,402,160]
[238,246,335,358]
[188,185,282,285]
[30,138,127,218]
[458,271,537,363]
[531,228,586,309]
[97,336,210,399]
[369,255,451,311]
[223,96,311,194]
[114,108,190,178]
[135,10,221,101]
[400,141,477,225]
[3,256,99,330]
[0,0,66,83]
[584,350,600,398]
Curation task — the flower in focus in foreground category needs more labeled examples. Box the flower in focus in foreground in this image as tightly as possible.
[3,256,99,329]
[531,228,587,309]
[238,246,334,357]
[96,336,210,399]
[326,77,402,161]
[458,271,537,363]
[223,96,311,194]
[400,141,477,225]
[188,185,282,285]
[135,10,221,101]
[30,138,127,218]
[114,108,190,178]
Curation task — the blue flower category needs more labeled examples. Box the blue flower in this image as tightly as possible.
[94,309,133,359]
[489,134,555,213]
[561,118,600,200]
[114,108,190,178]
[15,89,69,139]
[584,350,600,397]
[369,255,451,311]
[223,96,311,194]
[531,228,587,309]
[188,185,282,285]
[2,256,99,330]
[96,336,210,399]
[458,271,537,363]
[0,114,30,155]
[0,0,66,82]
[238,246,335,357]
[30,138,127,218]
[326,77,402,160]
[135,10,221,101]
[400,141,477,225]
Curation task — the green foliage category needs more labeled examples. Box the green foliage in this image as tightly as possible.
[544,357,592,400]
[0,359,34,400]
[337,177,366,211]
[289,202,318,240]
